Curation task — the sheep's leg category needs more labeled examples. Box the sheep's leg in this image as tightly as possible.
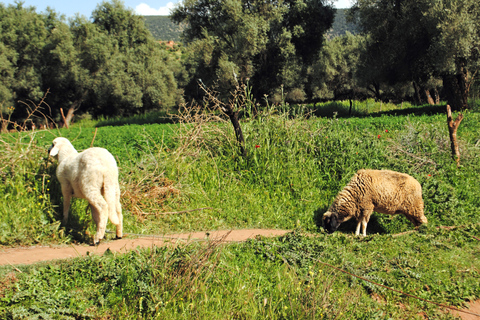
[90,205,101,245]
[88,194,108,245]
[359,209,373,237]
[361,218,368,237]
[115,200,123,239]
[355,221,362,236]
[61,184,73,225]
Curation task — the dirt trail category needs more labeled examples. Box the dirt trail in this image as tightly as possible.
[2,229,479,320]
[0,229,290,266]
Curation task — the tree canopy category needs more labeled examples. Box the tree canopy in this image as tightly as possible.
[352,0,480,110]
[2,0,480,126]
[171,0,334,103]
[0,0,181,125]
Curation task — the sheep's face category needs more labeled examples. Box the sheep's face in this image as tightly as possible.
[48,141,60,157]
[323,211,340,233]
[48,137,71,158]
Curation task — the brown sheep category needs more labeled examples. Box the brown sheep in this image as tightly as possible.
[322,169,427,236]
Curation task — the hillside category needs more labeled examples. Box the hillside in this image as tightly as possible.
[326,8,360,39]
[143,8,359,42]
[143,15,185,42]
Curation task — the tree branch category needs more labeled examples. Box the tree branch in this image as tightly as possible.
[446,104,463,167]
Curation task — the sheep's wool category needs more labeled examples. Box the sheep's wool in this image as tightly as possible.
[323,169,427,236]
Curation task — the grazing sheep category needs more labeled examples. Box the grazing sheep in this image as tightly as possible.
[48,137,123,245]
[323,169,427,236]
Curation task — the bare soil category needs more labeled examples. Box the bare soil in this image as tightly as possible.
[0,229,289,266]
[450,300,480,320]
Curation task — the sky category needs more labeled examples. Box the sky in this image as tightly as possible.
[2,0,354,18]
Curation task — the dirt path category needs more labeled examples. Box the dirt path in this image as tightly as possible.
[2,229,479,320]
[0,229,290,266]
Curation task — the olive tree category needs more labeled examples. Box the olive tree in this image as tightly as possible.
[172,0,334,103]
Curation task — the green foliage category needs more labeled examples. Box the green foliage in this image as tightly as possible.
[308,32,366,100]
[143,16,184,41]
[0,3,50,113]
[354,0,480,109]
[0,1,182,125]
[171,0,334,102]
[1,101,480,318]
[0,133,67,245]
[1,228,479,318]
[69,0,181,117]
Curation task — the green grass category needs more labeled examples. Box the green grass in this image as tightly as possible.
[1,101,479,318]
[1,229,479,319]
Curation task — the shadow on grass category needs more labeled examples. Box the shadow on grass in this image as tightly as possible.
[93,102,451,128]
[40,160,95,244]
[96,110,176,127]
[311,102,447,119]
[313,206,388,236]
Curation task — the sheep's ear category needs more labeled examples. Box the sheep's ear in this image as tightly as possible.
[49,145,59,157]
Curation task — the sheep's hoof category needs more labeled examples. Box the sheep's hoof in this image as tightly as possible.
[115,236,122,240]
[93,241,100,247]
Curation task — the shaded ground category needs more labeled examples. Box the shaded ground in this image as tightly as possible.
[0,229,289,266]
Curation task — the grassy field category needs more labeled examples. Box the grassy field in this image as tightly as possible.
[1,100,479,318]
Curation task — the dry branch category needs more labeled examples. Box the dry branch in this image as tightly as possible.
[140,207,214,216]
[446,104,463,167]
[198,82,247,157]
[90,128,98,147]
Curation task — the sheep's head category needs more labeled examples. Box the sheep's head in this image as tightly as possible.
[322,211,340,234]
[48,142,59,157]
[48,137,77,160]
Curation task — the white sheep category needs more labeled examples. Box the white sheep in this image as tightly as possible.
[323,169,427,236]
[48,137,123,245]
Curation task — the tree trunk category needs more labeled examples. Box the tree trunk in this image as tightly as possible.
[367,81,381,101]
[64,107,75,127]
[413,81,423,104]
[443,62,469,111]
[425,89,435,105]
[60,107,75,128]
[433,87,440,105]
[446,104,463,167]
[224,107,246,157]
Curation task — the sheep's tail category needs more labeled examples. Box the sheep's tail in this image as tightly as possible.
[103,176,120,225]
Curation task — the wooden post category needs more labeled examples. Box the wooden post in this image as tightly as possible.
[446,104,463,167]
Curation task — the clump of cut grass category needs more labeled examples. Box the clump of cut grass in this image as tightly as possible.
[122,174,181,217]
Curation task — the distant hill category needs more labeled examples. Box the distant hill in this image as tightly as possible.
[143,9,359,42]
[326,8,360,39]
[143,16,185,42]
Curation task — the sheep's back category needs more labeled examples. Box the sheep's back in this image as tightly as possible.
[356,169,422,214]
[58,148,118,190]
[77,148,118,176]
